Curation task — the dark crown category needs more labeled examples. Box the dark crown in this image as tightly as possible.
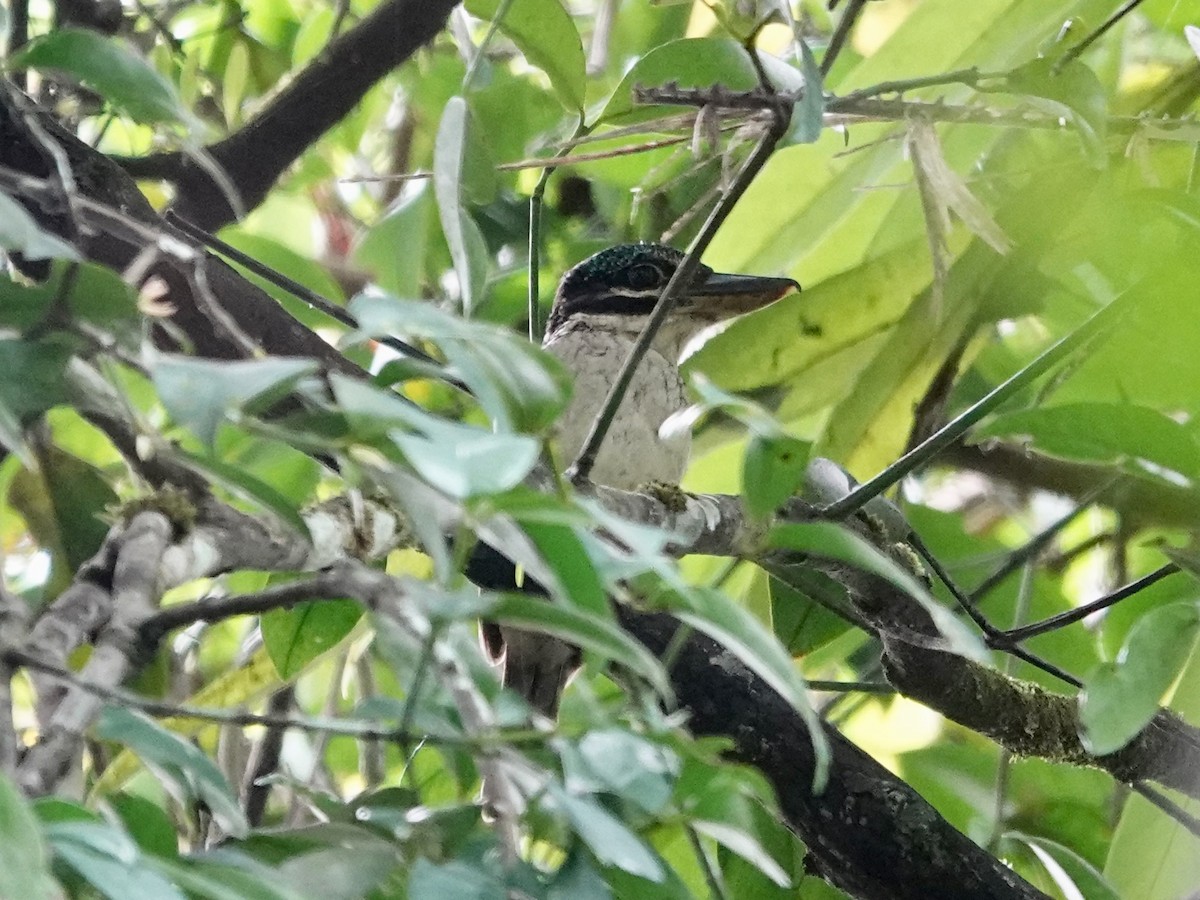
[547,243,709,335]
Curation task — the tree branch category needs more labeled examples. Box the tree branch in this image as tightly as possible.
[117,0,460,229]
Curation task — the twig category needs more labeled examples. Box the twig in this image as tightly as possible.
[820,0,867,77]
[1054,0,1149,73]
[462,0,514,91]
[999,563,1180,644]
[164,212,460,383]
[141,576,338,640]
[1132,782,1200,839]
[819,289,1137,520]
[528,119,589,342]
[968,478,1118,605]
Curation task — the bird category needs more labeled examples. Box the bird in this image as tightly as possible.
[482,243,799,717]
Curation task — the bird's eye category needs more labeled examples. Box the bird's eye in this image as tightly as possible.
[626,264,662,291]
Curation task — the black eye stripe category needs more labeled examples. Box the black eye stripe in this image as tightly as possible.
[572,293,659,317]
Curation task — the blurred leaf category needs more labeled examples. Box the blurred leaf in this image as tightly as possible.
[676,756,794,888]
[148,855,305,900]
[489,593,669,697]
[178,448,311,538]
[45,820,187,900]
[465,0,586,111]
[352,184,433,298]
[8,445,117,596]
[976,403,1200,479]
[742,434,811,518]
[769,573,854,656]
[1104,638,1200,896]
[0,337,72,465]
[561,729,678,815]
[108,793,177,859]
[262,598,362,679]
[95,708,249,838]
[0,262,139,332]
[330,375,541,497]
[789,38,824,145]
[0,774,59,900]
[347,293,570,432]
[433,97,490,315]
[409,857,506,900]
[10,28,189,124]
[994,58,1107,166]
[1078,600,1200,755]
[545,785,663,881]
[152,355,318,448]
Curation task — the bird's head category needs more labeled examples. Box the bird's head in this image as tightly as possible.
[546,244,799,358]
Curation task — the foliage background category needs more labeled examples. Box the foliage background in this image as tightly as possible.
[2,0,1200,898]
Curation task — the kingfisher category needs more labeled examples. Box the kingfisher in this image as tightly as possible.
[484,243,799,716]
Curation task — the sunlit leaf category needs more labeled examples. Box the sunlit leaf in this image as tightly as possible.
[433,97,490,315]
[465,0,586,111]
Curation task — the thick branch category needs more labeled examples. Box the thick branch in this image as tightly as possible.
[118,0,460,229]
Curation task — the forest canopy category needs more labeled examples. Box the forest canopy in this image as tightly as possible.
[2,1,1200,898]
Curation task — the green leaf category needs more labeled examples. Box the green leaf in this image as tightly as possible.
[409,857,506,900]
[10,28,189,124]
[178,448,312,539]
[45,820,187,900]
[0,337,72,465]
[769,573,854,656]
[329,375,541,498]
[94,707,249,838]
[0,194,80,261]
[545,785,663,881]
[1079,601,1200,755]
[152,355,319,448]
[742,434,811,518]
[976,403,1200,479]
[668,585,828,789]
[1104,638,1200,896]
[994,58,1106,166]
[489,593,670,697]
[0,773,59,900]
[433,96,490,315]
[561,729,678,816]
[262,598,362,679]
[465,0,586,111]
[108,793,178,859]
[789,38,824,145]
[147,855,306,900]
[347,294,570,432]
[767,522,987,661]
[676,754,795,888]
[352,184,433,299]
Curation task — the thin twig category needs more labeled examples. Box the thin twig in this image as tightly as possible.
[567,51,792,483]
[1054,0,1149,73]
[819,291,1136,520]
[1132,783,1200,838]
[528,119,589,342]
[999,563,1180,644]
[820,0,867,77]
[968,478,1118,605]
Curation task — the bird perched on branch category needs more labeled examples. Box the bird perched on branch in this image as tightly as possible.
[483,243,799,717]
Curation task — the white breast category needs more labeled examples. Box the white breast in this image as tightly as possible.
[544,319,689,490]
